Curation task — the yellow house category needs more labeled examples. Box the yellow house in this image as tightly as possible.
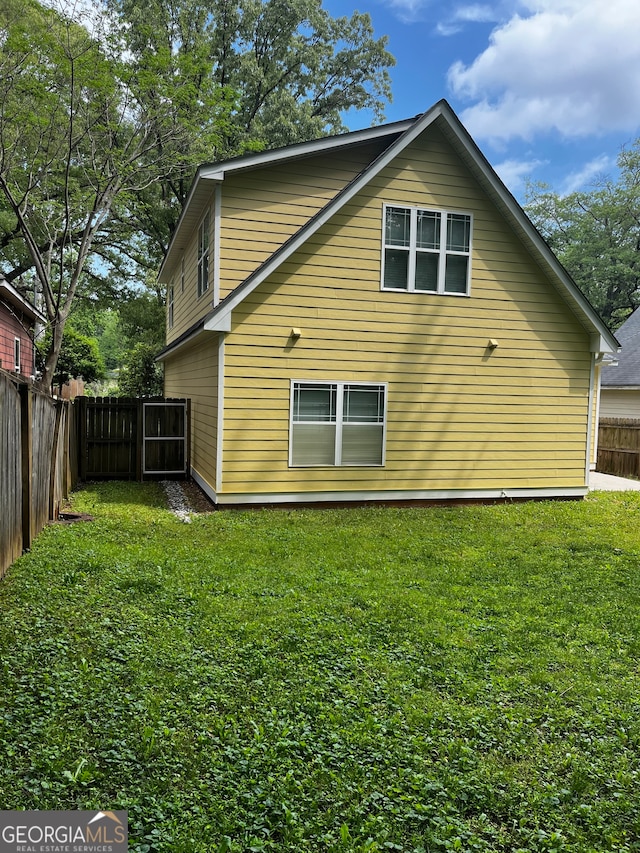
[158,100,618,507]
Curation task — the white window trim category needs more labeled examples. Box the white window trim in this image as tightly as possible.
[197,209,211,298]
[289,379,387,468]
[13,337,20,372]
[213,184,222,306]
[381,202,473,296]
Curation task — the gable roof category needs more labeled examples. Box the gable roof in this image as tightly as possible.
[158,99,619,360]
[158,117,414,284]
[601,307,640,387]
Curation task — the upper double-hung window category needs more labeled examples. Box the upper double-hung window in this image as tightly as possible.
[382,204,472,295]
[197,210,210,297]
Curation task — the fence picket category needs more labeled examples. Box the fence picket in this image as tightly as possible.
[0,371,75,578]
[597,418,640,479]
[1,386,188,577]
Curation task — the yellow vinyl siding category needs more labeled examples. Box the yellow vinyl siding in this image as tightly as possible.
[218,141,392,299]
[166,141,391,346]
[167,212,214,343]
[219,124,592,497]
[164,335,218,492]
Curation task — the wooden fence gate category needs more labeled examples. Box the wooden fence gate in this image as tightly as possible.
[77,397,190,480]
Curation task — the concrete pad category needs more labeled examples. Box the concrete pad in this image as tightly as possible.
[589,471,640,491]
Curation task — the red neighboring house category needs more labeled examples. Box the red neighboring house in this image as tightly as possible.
[0,275,45,379]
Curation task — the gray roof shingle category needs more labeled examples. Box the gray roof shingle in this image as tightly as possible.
[601,308,640,386]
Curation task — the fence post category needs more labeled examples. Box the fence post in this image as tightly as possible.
[48,399,64,520]
[19,383,33,551]
[62,402,70,500]
[136,398,143,480]
[78,396,87,481]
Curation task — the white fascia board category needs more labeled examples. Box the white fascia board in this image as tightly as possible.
[590,332,618,354]
[156,324,208,362]
[197,119,415,180]
[203,100,619,353]
[158,173,222,282]
[158,121,413,283]
[0,281,45,323]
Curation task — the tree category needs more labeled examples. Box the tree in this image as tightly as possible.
[525,142,640,329]
[66,303,125,371]
[38,326,105,386]
[0,0,395,390]
[118,342,163,397]
[0,0,230,389]
[110,0,394,151]
[105,0,395,265]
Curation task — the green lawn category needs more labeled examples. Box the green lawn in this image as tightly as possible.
[1,484,640,852]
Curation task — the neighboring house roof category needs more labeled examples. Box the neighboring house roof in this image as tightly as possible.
[0,275,46,324]
[601,307,640,388]
[158,99,619,360]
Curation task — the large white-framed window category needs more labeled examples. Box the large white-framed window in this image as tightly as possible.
[290,380,386,467]
[197,210,210,297]
[168,283,174,329]
[13,337,20,372]
[382,203,472,295]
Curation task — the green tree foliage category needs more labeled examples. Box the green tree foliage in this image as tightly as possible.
[525,143,640,329]
[38,326,105,386]
[117,290,166,351]
[66,304,125,372]
[110,0,394,153]
[118,342,163,397]
[0,0,230,389]
[101,0,394,274]
[0,0,394,389]
[68,287,165,372]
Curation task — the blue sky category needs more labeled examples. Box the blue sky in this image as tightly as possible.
[323,0,640,200]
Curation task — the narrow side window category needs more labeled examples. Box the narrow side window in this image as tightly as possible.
[197,211,210,297]
[168,284,174,329]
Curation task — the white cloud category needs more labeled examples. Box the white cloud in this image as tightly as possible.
[42,0,117,41]
[455,4,501,24]
[448,0,640,142]
[492,157,545,192]
[387,0,430,24]
[436,3,503,36]
[559,154,615,195]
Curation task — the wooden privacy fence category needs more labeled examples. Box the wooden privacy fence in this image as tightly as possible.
[0,370,74,578]
[77,397,189,480]
[597,418,640,479]
[1,388,189,577]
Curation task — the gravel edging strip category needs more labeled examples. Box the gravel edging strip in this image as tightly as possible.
[161,480,193,523]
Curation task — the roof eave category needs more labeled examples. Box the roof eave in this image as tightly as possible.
[158,118,416,284]
[163,99,618,356]
[202,100,619,353]
[0,280,45,323]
